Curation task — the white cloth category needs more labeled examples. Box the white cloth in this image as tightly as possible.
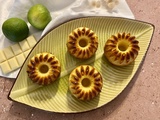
[0,0,134,78]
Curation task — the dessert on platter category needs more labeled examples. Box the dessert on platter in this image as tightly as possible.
[104,32,140,66]
[67,27,98,59]
[27,52,61,85]
[69,65,103,101]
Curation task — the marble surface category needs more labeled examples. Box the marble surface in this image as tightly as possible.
[0,0,160,120]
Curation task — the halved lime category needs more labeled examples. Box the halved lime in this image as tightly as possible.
[2,18,29,42]
[27,4,52,30]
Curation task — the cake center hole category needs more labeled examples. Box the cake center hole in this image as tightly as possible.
[118,41,129,51]
[81,78,91,87]
[39,64,49,73]
[79,39,88,47]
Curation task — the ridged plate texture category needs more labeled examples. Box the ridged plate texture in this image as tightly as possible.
[9,17,154,113]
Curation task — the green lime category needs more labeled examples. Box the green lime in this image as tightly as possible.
[2,18,29,42]
[27,4,52,30]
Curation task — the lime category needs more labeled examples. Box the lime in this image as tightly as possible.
[2,18,29,42]
[27,4,52,30]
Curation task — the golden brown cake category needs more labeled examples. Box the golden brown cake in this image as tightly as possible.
[104,32,140,66]
[67,27,98,59]
[69,65,103,101]
[27,52,61,85]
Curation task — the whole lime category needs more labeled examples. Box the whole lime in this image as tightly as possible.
[2,18,29,42]
[27,4,52,30]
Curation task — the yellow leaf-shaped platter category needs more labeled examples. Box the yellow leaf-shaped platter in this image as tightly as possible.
[8,17,154,113]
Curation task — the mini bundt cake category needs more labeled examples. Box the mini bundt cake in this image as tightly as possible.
[69,65,103,101]
[67,27,98,59]
[27,52,61,85]
[104,32,140,66]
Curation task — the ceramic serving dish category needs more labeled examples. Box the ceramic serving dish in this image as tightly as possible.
[8,16,154,113]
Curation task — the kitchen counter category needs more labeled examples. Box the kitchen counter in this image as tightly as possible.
[0,0,160,120]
